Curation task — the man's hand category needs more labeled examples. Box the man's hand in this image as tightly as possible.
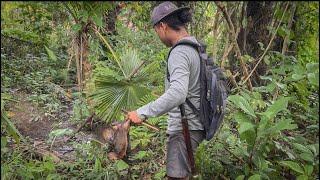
[126,111,142,124]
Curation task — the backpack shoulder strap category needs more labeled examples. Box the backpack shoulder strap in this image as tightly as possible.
[166,39,203,116]
[166,39,203,81]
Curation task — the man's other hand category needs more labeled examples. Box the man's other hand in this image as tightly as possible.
[126,111,142,124]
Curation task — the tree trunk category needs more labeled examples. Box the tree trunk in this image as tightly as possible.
[104,2,124,46]
[238,1,276,85]
[104,3,123,34]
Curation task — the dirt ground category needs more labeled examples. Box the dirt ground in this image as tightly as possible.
[8,92,54,140]
[7,91,96,161]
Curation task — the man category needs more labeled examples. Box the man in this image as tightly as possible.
[126,1,205,179]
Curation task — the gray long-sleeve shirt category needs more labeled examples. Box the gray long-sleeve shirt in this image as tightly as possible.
[136,36,204,134]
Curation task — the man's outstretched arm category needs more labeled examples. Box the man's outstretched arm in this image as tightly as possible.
[128,49,190,123]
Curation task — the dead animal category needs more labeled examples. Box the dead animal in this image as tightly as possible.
[96,120,131,160]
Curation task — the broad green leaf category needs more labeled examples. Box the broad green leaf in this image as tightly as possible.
[306,63,319,72]
[133,151,148,160]
[292,74,304,81]
[265,82,276,93]
[257,116,269,136]
[234,111,252,123]
[292,143,313,154]
[279,161,304,174]
[115,160,129,171]
[235,175,245,180]
[228,95,256,118]
[273,118,297,131]
[303,164,313,176]
[261,97,291,119]
[1,112,23,143]
[307,143,319,156]
[293,64,306,76]
[275,82,287,89]
[263,118,297,137]
[44,46,57,61]
[299,152,314,163]
[307,72,319,86]
[239,122,255,134]
[248,174,261,180]
[240,129,256,148]
[92,14,103,28]
[297,175,308,180]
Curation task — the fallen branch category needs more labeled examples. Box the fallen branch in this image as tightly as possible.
[242,2,289,84]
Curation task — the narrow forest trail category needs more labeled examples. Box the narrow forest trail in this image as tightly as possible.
[7,90,97,162]
[5,90,167,179]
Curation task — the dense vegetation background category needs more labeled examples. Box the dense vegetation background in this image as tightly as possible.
[1,1,319,179]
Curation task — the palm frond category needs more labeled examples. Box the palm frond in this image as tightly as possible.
[119,48,141,78]
[87,47,152,123]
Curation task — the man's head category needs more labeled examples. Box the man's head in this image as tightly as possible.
[151,1,192,47]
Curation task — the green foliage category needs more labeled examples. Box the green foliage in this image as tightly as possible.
[70,98,90,122]
[228,95,256,118]
[88,47,153,123]
[294,2,319,65]
[121,2,154,30]
[196,49,319,179]
[112,19,168,90]
[1,1,319,179]
[1,94,23,144]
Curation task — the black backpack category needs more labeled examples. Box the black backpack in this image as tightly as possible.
[166,39,229,140]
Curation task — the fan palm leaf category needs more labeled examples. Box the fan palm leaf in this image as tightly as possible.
[87,46,153,123]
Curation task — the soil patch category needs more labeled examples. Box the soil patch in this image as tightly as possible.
[7,91,53,140]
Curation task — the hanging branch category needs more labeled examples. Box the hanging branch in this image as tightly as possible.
[214,1,253,91]
[242,2,289,84]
